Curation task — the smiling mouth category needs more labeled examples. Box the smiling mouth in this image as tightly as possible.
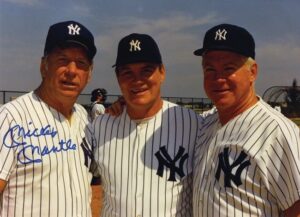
[212,90,231,96]
[131,88,147,94]
[61,81,77,88]
[214,89,229,93]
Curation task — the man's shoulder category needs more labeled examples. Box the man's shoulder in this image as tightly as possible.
[0,92,35,124]
[93,103,105,109]
[163,100,199,114]
[258,100,297,128]
[163,100,203,123]
[74,103,89,116]
[0,92,33,111]
[93,112,119,124]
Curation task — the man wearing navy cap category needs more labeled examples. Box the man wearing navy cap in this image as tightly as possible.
[0,20,98,217]
[87,33,203,217]
[193,23,300,217]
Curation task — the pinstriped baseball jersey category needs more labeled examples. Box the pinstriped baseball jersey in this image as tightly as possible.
[193,98,300,217]
[0,92,95,217]
[89,100,203,217]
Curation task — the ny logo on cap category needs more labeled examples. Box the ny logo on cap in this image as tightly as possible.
[215,29,227,41]
[129,39,141,52]
[68,24,81,35]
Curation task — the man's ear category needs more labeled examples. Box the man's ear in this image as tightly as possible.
[87,64,93,83]
[40,57,47,78]
[159,64,166,83]
[249,62,258,83]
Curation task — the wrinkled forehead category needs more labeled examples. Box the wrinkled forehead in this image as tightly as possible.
[46,43,92,60]
[116,62,160,73]
[202,50,247,65]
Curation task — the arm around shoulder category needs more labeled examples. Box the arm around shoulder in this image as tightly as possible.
[0,179,7,193]
[284,200,300,217]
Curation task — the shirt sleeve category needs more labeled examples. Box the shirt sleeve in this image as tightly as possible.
[85,122,100,179]
[263,121,300,211]
[91,104,105,120]
[98,104,105,115]
[0,110,18,181]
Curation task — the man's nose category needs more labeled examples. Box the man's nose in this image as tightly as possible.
[66,61,77,73]
[213,70,228,80]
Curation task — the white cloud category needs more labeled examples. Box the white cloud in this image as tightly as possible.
[91,13,220,97]
[2,0,41,6]
[255,38,300,95]
[70,4,92,17]
[257,39,300,67]
[96,12,219,54]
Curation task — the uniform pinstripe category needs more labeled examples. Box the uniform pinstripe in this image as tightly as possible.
[0,92,94,217]
[193,98,300,217]
[89,100,202,217]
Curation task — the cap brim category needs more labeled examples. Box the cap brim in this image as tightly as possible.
[193,46,235,56]
[66,40,95,58]
[112,59,162,68]
[66,40,89,50]
[193,46,252,58]
[45,40,95,59]
[193,48,204,56]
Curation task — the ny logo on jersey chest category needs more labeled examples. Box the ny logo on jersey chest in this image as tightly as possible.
[155,146,188,182]
[215,147,251,188]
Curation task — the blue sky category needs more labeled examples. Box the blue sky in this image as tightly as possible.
[0,0,299,99]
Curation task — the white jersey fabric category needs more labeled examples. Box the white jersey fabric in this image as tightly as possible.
[193,98,300,217]
[0,92,95,217]
[90,102,105,121]
[89,100,203,217]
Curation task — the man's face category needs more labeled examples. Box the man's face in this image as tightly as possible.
[116,62,165,112]
[202,50,257,111]
[40,46,92,103]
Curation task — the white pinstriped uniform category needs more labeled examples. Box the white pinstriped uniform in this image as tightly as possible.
[90,102,106,120]
[89,100,203,217]
[193,98,300,217]
[0,92,94,217]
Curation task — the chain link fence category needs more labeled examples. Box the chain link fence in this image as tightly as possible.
[0,90,213,114]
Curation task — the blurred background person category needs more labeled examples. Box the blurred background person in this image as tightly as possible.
[90,88,107,120]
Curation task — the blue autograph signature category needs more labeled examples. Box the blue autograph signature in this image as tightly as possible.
[3,122,77,164]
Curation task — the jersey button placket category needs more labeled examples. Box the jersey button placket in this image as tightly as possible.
[136,123,146,216]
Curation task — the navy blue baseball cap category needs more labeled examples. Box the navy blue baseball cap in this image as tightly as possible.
[113,33,162,67]
[44,20,97,59]
[194,23,255,59]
